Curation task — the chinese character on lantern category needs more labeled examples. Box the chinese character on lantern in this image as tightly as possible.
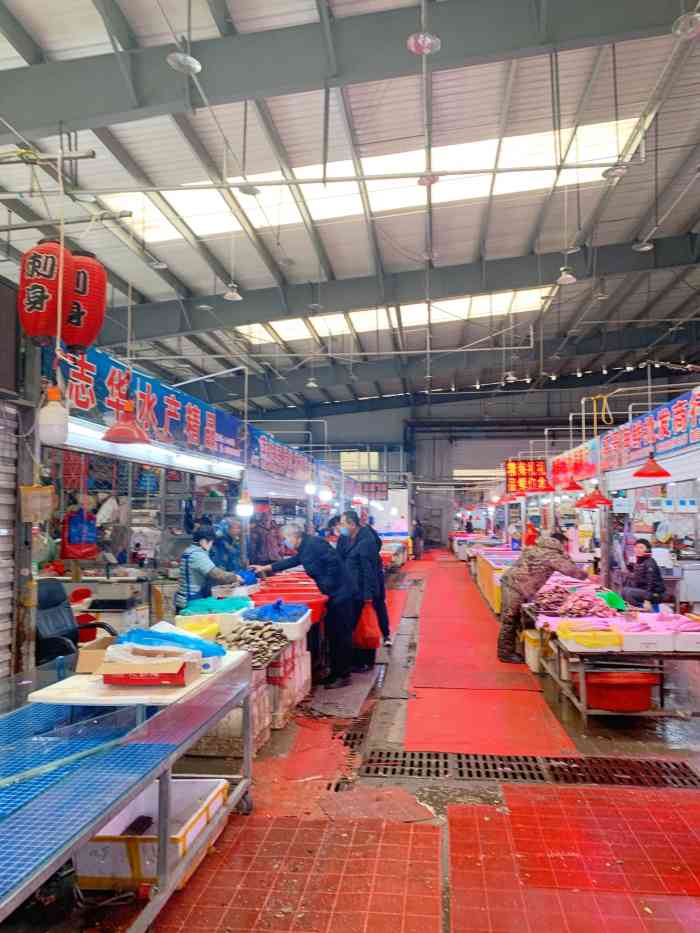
[136,382,159,434]
[672,398,689,435]
[184,403,201,447]
[204,411,217,451]
[163,395,181,437]
[656,407,672,440]
[65,353,97,411]
[25,283,52,312]
[26,252,57,279]
[105,366,131,417]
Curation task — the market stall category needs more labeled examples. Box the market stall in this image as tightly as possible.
[474,547,520,614]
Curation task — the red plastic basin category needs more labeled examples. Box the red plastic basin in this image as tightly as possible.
[571,671,660,712]
[251,591,328,623]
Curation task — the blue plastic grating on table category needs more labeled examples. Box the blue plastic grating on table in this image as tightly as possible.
[0,705,74,747]
[0,760,84,820]
[0,742,178,902]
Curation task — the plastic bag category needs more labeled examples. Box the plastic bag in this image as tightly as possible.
[60,507,98,560]
[242,600,308,622]
[117,626,226,658]
[353,602,381,649]
[105,643,202,665]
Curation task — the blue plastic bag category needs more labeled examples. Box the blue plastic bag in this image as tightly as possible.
[242,600,308,623]
[116,627,225,658]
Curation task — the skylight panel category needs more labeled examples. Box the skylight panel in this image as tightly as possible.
[295,160,364,221]
[102,193,182,243]
[236,323,273,344]
[511,286,551,313]
[362,150,427,214]
[399,303,429,328]
[350,308,390,333]
[227,171,303,227]
[470,291,515,318]
[426,298,472,324]
[163,189,242,236]
[313,314,351,337]
[271,318,313,342]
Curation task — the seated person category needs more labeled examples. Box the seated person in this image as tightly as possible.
[622,538,665,607]
[175,529,242,611]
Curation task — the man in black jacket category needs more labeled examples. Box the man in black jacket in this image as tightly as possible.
[365,517,393,647]
[252,526,357,688]
[622,539,666,607]
[337,510,381,672]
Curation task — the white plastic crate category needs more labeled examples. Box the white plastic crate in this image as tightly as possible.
[76,779,228,891]
[619,631,675,653]
[673,632,700,652]
[190,683,272,757]
[232,608,311,642]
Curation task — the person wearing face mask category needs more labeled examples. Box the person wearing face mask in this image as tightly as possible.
[337,510,381,672]
[175,528,243,611]
[252,525,357,687]
[622,538,666,607]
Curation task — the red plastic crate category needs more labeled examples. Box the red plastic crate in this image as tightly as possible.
[571,671,661,712]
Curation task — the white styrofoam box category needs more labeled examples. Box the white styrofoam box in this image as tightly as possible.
[558,638,618,654]
[95,604,149,634]
[673,632,700,652]
[232,608,311,642]
[620,631,675,653]
[76,778,228,890]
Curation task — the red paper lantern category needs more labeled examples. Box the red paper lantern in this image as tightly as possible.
[18,239,74,345]
[64,250,107,352]
[632,453,671,480]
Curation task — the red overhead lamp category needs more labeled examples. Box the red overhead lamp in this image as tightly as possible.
[576,489,613,510]
[562,477,584,492]
[632,452,671,480]
[102,400,149,444]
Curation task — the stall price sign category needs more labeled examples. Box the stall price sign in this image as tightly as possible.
[504,458,550,493]
[248,426,314,482]
[360,481,389,501]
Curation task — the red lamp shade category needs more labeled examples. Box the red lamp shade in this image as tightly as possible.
[562,478,584,492]
[102,401,149,444]
[18,239,74,345]
[633,453,671,480]
[576,490,613,509]
[63,250,107,352]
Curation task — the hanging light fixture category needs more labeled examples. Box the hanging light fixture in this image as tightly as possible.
[305,375,319,389]
[672,11,700,39]
[576,489,613,509]
[238,183,261,197]
[418,173,439,187]
[223,282,242,301]
[557,266,577,285]
[632,240,654,253]
[166,50,202,76]
[102,400,149,444]
[319,488,333,503]
[304,482,317,496]
[406,32,442,55]
[602,162,628,179]
[235,490,254,518]
[38,386,69,447]
[562,477,584,492]
[633,453,671,479]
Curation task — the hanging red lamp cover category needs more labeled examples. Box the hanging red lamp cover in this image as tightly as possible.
[18,239,74,345]
[102,400,149,444]
[562,477,584,492]
[576,489,613,509]
[633,452,671,480]
[63,250,107,352]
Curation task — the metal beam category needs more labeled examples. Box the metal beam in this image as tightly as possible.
[93,127,231,287]
[180,319,700,404]
[253,100,334,281]
[575,37,697,248]
[0,2,44,64]
[0,1,681,143]
[480,60,517,259]
[99,233,700,346]
[171,113,289,297]
[315,0,338,77]
[91,0,137,50]
[631,140,700,242]
[527,45,606,252]
[205,0,236,36]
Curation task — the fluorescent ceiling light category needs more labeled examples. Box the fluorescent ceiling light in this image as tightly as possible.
[64,418,243,479]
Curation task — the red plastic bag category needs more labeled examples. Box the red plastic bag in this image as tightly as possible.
[60,508,98,560]
[353,602,381,649]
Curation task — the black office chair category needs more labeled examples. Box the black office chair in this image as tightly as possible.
[36,579,117,667]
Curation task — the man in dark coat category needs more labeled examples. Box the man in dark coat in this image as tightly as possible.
[252,525,357,688]
[622,539,665,607]
[337,510,381,672]
[365,516,392,647]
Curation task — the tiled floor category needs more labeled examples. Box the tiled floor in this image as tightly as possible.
[155,818,442,933]
[449,787,700,932]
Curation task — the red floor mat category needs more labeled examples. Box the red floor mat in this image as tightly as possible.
[405,688,577,756]
[155,818,443,933]
[386,588,407,633]
[448,802,700,932]
[412,668,541,691]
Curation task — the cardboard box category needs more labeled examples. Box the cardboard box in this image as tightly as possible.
[75,635,118,674]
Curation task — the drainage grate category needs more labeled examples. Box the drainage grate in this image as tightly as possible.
[358,749,700,788]
[341,731,366,752]
[360,750,451,779]
[454,754,547,783]
[546,756,700,788]
[326,779,354,792]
